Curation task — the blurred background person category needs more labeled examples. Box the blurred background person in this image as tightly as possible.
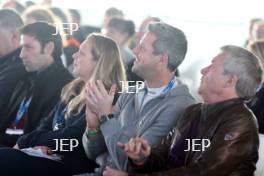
[24,0,35,7]
[248,40,264,134]
[69,8,86,43]
[251,20,264,42]
[50,7,82,71]
[0,9,27,126]
[105,17,142,84]
[41,0,52,6]
[244,18,263,47]
[105,17,135,66]
[1,0,25,14]
[135,16,161,46]
[22,5,55,24]
[102,7,124,34]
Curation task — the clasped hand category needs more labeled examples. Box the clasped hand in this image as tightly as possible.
[85,80,116,129]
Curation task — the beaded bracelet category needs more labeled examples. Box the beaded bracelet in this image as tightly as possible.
[87,128,99,137]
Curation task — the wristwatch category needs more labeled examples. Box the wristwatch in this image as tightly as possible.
[99,114,114,124]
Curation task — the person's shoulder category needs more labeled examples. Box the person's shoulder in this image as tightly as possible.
[226,102,253,117]
[166,83,196,104]
[53,61,74,79]
[178,103,202,116]
[176,103,203,129]
[167,80,192,97]
[0,48,22,64]
[221,103,258,129]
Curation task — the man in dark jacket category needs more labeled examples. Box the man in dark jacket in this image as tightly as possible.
[249,84,264,134]
[102,45,263,176]
[0,9,28,119]
[0,22,73,147]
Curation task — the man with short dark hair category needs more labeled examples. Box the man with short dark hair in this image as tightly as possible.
[0,22,73,147]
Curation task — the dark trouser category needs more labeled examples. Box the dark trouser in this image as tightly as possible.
[75,173,102,176]
[0,147,96,176]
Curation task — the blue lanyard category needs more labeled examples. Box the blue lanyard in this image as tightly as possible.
[142,76,176,98]
[139,76,176,110]
[138,77,177,127]
[13,96,33,126]
[54,106,67,130]
[162,76,176,93]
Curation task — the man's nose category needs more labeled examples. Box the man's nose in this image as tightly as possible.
[133,45,139,55]
[201,66,209,75]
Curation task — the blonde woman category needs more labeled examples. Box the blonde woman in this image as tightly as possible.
[0,33,126,176]
[248,40,264,65]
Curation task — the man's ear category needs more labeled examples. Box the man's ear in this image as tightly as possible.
[43,41,54,55]
[159,52,169,65]
[11,30,20,46]
[224,74,238,88]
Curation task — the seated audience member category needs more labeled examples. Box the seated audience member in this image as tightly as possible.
[103,45,263,176]
[105,18,135,66]
[1,0,25,14]
[244,18,263,47]
[69,9,86,43]
[248,40,264,134]
[102,7,124,33]
[0,9,27,121]
[68,9,101,45]
[24,0,35,7]
[22,5,55,25]
[251,21,264,42]
[0,22,73,147]
[80,22,195,175]
[50,7,83,70]
[0,33,127,175]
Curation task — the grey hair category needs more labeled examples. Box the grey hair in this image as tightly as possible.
[221,45,263,99]
[0,9,23,34]
[148,22,187,72]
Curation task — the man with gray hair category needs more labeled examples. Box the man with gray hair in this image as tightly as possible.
[0,9,28,118]
[80,22,195,175]
[103,45,263,176]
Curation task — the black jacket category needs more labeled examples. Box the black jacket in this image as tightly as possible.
[248,84,264,134]
[0,60,73,146]
[16,101,97,175]
[0,48,28,117]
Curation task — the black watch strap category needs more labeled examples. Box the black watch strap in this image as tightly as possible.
[100,114,114,124]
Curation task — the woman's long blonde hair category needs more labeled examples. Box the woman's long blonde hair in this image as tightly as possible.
[61,33,127,118]
[248,40,264,66]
